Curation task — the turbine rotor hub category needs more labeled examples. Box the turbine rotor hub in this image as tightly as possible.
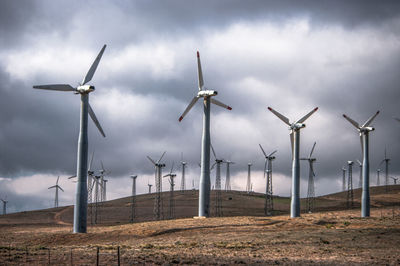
[77,85,95,94]
[197,90,217,97]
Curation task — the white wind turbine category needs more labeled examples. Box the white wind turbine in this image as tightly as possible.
[343,110,379,217]
[1,197,8,215]
[268,106,318,217]
[48,176,64,208]
[300,142,317,213]
[178,51,232,217]
[34,45,107,233]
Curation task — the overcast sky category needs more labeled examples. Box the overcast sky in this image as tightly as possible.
[0,0,399,213]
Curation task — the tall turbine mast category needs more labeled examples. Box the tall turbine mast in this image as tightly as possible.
[33,45,107,233]
[180,153,187,193]
[147,152,166,220]
[259,144,277,216]
[343,110,380,217]
[300,142,317,214]
[225,161,235,191]
[356,159,362,188]
[1,197,8,215]
[178,51,232,217]
[130,175,137,222]
[268,106,318,217]
[347,161,354,208]
[342,166,347,192]
[246,163,252,193]
[48,176,64,208]
[163,163,176,219]
[380,148,390,192]
[376,169,381,186]
[210,143,224,217]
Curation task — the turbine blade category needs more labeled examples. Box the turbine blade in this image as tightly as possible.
[310,164,316,177]
[88,104,106,137]
[210,162,216,170]
[268,150,277,157]
[362,111,380,127]
[210,143,217,159]
[170,161,174,174]
[147,156,156,165]
[81,44,106,85]
[357,159,362,165]
[56,176,60,185]
[394,117,400,123]
[309,142,316,158]
[48,185,56,189]
[296,107,319,124]
[263,161,267,178]
[343,114,360,129]
[290,130,294,159]
[360,134,364,155]
[33,84,75,91]
[197,51,204,90]
[268,107,291,126]
[89,151,95,171]
[179,96,199,122]
[67,175,76,179]
[259,144,267,157]
[210,98,232,110]
[158,151,166,163]
[101,161,105,172]
[59,186,64,192]
[300,158,309,160]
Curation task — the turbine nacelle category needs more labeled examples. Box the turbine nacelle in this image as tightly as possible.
[291,123,306,130]
[197,90,217,97]
[360,127,375,133]
[77,85,95,94]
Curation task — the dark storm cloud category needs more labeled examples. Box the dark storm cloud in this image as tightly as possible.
[0,0,400,211]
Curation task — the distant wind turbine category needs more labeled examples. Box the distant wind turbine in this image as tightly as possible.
[48,176,64,208]
[1,197,8,215]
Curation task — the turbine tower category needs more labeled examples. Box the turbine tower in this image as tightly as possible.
[48,176,64,208]
[300,142,317,214]
[163,163,176,219]
[210,144,224,217]
[343,110,379,217]
[356,159,362,188]
[380,149,390,192]
[225,161,235,191]
[1,197,8,215]
[178,51,232,217]
[130,175,137,222]
[259,144,277,216]
[33,45,107,233]
[246,163,252,193]
[147,152,166,220]
[180,153,187,193]
[347,161,354,208]
[377,169,381,186]
[148,183,153,194]
[268,106,318,217]
[93,175,102,224]
[102,179,108,201]
[342,166,347,192]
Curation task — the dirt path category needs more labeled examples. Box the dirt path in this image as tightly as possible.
[54,206,73,225]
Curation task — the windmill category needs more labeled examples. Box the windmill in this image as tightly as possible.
[48,176,64,208]
[210,143,224,217]
[178,51,232,217]
[147,152,166,220]
[377,169,381,186]
[99,161,109,202]
[347,161,354,208]
[148,184,153,194]
[163,162,176,219]
[343,110,379,217]
[300,142,317,214]
[93,175,103,224]
[33,45,107,233]
[356,159,362,188]
[259,144,277,216]
[246,163,252,193]
[379,148,390,192]
[268,106,318,217]
[342,166,347,192]
[180,153,187,193]
[390,177,398,185]
[130,175,137,222]
[224,161,235,191]
[1,197,8,215]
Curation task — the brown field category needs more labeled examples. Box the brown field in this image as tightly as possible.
[0,185,399,265]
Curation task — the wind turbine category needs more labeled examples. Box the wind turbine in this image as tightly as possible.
[356,159,362,188]
[130,175,137,222]
[376,169,381,186]
[380,148,390,192]
[225,161,235,191]
[180,153,187,193]
[33,45,107,233]
[342,166,347,192]
[147,152,166,220]
[347,161,354,208]
[300,142,317,214]
[178,51,232,217]
[343,110,380,217]
[390,176,398,185]
[1,197,8,215]
[210,143,224,217]
[259,144,277,216]
[48,176,64,208]
[163,162,176,219]
[268,106,318,217]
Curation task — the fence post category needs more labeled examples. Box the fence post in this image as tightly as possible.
[8,244,10,261]
[48,248,50,265]
[70,248,73,266]
[117,246,120,266]
[96,247,99,266]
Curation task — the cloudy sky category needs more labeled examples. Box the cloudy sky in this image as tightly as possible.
[0,0,399,213]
